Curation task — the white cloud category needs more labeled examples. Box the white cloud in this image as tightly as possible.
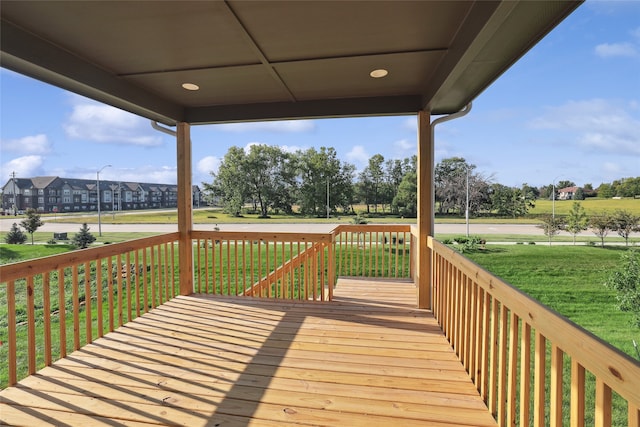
[393,139,415,158]
[346,145,370,168]
[63,96,163,146]
[1,155,46,178]
[0,134,52,154]
[215,120,316,133]
[197,156,220,176]
[101,166,177,184]
[401,117,417,132]
[529,98,640,156]
[595,42,638,58]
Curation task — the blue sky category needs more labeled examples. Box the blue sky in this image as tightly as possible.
[1,1,638,190]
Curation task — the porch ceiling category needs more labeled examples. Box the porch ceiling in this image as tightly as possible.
[1,0,581,126]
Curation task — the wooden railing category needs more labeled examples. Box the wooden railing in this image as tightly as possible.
[192,230,334,301]
[428,236,640,427]
[331,224,413,279]
[0,233,180,388]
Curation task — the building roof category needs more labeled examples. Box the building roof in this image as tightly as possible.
[1,1,581,126]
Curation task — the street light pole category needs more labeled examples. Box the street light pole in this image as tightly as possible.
[552,174,563,221]
[465,166,470,237]
[97,164,112,236]
[326,178,330,219]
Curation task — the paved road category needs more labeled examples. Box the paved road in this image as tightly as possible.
[2,217,616,237]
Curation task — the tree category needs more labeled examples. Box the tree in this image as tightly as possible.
[73,223,96,249]
[589,214,614,248]
[604,250,640,327]
[20,208,44,245]
[392,171,417,217]
[490,184,533,218]
[357,154,385,213]
[574,187,585,200]
[296,147,355,216]
[207,146,249,216]
[246,144,297,217]
[5,222,27,244]
[537,214,565,245]
[566,202,588,245]
[610,210,640,246]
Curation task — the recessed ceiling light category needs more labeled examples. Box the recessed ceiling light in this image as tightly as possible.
[182,83,200,91]
[370,69,388,78]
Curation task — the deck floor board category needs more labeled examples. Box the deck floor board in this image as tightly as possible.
[1,277,497,426]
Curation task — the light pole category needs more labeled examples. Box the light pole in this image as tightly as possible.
[326,177,330,219]
[97,164,112,236]
[552,174,563,221]
[465,166,470,237]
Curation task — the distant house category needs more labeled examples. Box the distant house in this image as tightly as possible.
[1,176,200,214]
[557,186,580,200]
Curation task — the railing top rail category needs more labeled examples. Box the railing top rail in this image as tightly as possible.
[0,232,180,283]
[428,235,640,405]
[191,230,332,243]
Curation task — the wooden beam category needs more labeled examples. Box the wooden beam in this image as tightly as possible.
[177,122,193,295]
[417,110,433,309]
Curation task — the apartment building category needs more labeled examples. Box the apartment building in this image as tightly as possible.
[1,176,201,214]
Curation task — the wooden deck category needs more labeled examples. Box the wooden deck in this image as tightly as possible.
[0,278,497,427]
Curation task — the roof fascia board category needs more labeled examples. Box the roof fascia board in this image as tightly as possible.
[184,95,421,124]
[1,19,183,125]
[427,0,583,113]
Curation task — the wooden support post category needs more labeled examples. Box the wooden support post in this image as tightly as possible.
[177,122,193,295]
[417,110,433,309]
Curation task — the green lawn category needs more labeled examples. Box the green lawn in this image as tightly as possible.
[465,245,639,357]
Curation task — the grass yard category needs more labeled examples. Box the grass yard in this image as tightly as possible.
[465,245,639,357]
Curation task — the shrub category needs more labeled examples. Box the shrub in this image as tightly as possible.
[5,223,27,244]
[604,249,640,327]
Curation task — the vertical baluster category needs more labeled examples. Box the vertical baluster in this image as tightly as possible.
[58,267,67,358]
[7,280,17,385]
[126,252,132,321]
[170,242,176,298]
[498,303,508,426]
[72,265,80,350]
[481,292,492,402]
[116,253,123,326]
[84,261,92,344]
[507,312,519,427]
[489,298,499,417]
[520,322,531,427]
[162,242,174,303]
[242,240,247,295]
[234,240,239,296]
[134,250,140,317]
[142,250,148,312]
[149,247,156,308]
[550,344,564,427]
[534,332,546,427]
[595,379,612,427]
[226,239,231,296]
[43,272,52,366]
[96,258,104,336]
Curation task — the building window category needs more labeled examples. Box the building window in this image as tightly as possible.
[24,189,31,195]
[63,189,70,196]
[63,196,71,203]
[38,197,44,204]
[49,197,57,203]
[38,189,44,195]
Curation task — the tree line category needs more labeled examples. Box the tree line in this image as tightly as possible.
[203,145,639,218]
[537,203,640,246]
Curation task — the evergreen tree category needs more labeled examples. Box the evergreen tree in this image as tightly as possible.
[5,222,27,244]
[20,208,44,245]
[72,223,96,249]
